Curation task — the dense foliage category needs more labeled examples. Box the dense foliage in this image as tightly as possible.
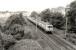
[66,1,76,33]
[0,13,27,50]
[39,8,65,29]
[50,12,65,29]
[30,11,39,18]
[40,8,51,22]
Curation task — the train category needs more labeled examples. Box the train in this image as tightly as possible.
[27,16,53,33]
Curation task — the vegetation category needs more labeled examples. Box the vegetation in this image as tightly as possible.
[39,8,65,29]
[30,11,39,18]
[50,12,65,29]
[40,8,51,22]
[0,13,28,50]
[66,1,76,33]
[2,13,26,40]
[65,1,76,45]
[0,13,40,50]
[8,39,43,50]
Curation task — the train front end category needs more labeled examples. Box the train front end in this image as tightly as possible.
[45,25,53,33]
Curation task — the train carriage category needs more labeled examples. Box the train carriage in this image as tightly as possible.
[27,16,53,33]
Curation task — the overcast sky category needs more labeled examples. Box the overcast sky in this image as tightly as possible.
[0,0,74,12]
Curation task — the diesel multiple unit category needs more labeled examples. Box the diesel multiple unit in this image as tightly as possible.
[27,16,53,32]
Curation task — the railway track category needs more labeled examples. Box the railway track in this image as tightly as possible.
[23,16,61,50]
[49,35,71,50]
[48,33,76,50]
[37,27,76,50]
[36,30,61,50]
[24,16,76,50]
[37,29,75,50]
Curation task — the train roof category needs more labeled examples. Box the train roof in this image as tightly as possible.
[39,21,52,25]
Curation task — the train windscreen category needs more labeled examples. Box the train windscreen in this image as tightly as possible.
[48,25,53,28]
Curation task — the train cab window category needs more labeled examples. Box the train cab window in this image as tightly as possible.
[48,26,53,28]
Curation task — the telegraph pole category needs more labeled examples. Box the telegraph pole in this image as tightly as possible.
[65,17,68,38]
[36,16,37,32]
[64,17,67,39]
[65,7,70,39]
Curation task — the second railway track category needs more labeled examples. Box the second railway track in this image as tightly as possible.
[37,28,75,50]
[36,30,61,50]
[24,16,76,50]
[48,33,76,50]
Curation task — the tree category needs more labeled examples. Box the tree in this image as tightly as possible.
[40,8,51,22]
[65,1,76,44]
[66,1,76,32]
[4,24,24,40]
[30,11,38,18]
[40,8,65,29]
[70,1,76,8]
[50,12,65,29]
[3,13,26,32]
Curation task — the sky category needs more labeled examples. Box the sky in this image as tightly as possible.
[0,0,74,12]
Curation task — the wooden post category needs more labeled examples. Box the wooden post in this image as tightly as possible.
[36,16,37,32]
[65,16,68,39]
